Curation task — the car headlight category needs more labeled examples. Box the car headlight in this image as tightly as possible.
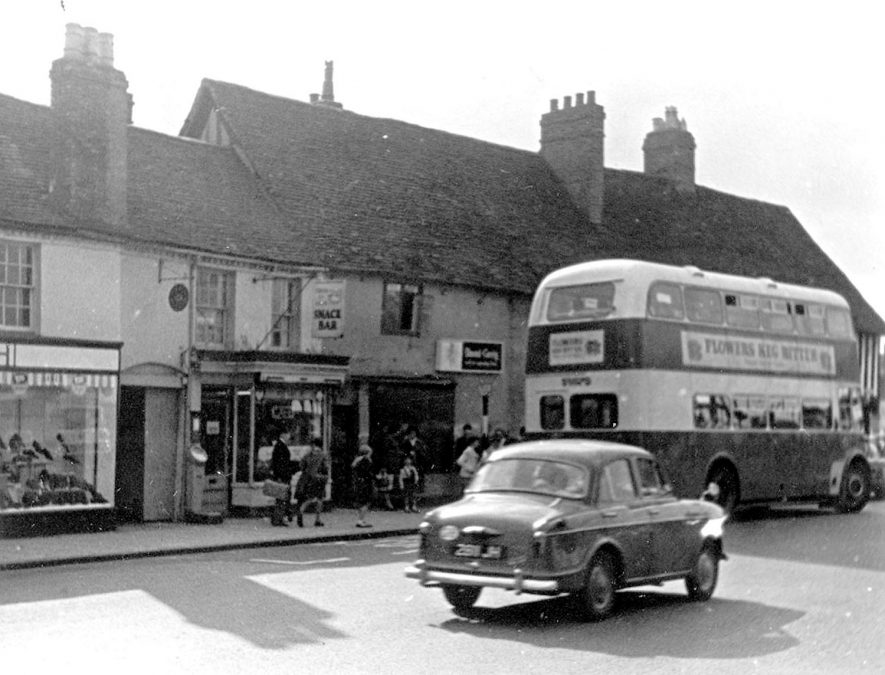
[439,525,460,541]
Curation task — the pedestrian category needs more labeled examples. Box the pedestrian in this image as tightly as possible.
[399,454,420,512]
[294,437,329,527]
[351,436,374,528]
[485,427,509,460]
[401,426,429,490]
[270,429,295,526]
[375,466,395,510]
[455,436,481,493]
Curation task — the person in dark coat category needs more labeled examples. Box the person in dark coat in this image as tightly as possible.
[295,437,329,527]
[270,430,295,526]
[351,436,375,528]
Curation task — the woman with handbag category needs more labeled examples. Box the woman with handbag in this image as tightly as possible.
[270,430,295,526]
[351,436,374,528]
[294,437,329,527]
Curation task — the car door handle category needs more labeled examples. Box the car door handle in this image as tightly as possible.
[601,510,619,518]
[648,508,660,515]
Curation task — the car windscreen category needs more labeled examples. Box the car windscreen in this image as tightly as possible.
[470,458,589,499]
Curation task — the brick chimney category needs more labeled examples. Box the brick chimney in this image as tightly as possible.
[539,91,606,224]
[310,60,343,110]
[50,23,132,226]
[642,106,696,191]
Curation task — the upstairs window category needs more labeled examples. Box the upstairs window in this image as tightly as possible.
[724,293,760,329]
[826,307,854,339]
[647,282,685,320]
[760,297,793,333]
[548,282,616,321]
[0,241,37,331]
[270,278,301,349]
[381,282,421,335]
[196,268,234,347]
[794,303,826,336]
[684,287,723,324]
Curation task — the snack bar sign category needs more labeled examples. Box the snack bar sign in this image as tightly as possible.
[312,281,345,339]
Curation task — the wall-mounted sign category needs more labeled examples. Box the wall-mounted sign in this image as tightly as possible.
[549,330,604,366]
[436,339,503,373]
[169,283,190,312]
[312,280,345,339]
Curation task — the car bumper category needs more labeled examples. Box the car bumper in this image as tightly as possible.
[405,560,559,593]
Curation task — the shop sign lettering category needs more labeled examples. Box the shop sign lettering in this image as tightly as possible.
[312,281,346,339]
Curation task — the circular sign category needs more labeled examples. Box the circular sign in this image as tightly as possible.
[169,283,190,312]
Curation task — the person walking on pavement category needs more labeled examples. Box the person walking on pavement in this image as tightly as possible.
[295,437,329,527]
[351,436,375,528]
[456,436,481,494]
[270,429,296,526]
[398,454,420,512]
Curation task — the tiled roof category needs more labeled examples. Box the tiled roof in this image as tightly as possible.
[183,80,620,292]
[183,80,884,333]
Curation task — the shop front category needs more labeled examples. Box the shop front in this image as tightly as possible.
[0,338,120,537]
[193,351,349,513]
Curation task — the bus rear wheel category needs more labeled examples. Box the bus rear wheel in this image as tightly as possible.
[836,460,870,514]
[707,465,739,514]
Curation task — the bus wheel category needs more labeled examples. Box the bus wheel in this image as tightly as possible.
[836,460,870,514]
[707,465,739,514]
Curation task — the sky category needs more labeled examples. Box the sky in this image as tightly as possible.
[1,1,883,321]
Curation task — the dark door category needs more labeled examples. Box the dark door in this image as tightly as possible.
[201,389,231,477]
[115,386,146,522]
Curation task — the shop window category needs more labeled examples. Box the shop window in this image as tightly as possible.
[724,293,760,329]
[733,394,768,429]
[802,398,833,430]
[0,373,116,512]
[196,267,234,347]
[647,282,685,320]
[760,297,794,333]
[570,394,618,429]
[685,287,723,324]
[540,395,565,430]
[0,241,37,331]
[547,281,616,321]
[693,394,731,429]
[770,396,801,429]
[270,278,301,349]
[381,282,421,335]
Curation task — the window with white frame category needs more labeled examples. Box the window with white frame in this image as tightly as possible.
[271,278,301,349]
[381,282,421,335]
[196,268,233,346]
[0,241,37,331]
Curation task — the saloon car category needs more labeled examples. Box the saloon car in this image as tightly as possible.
[405,439,727,620]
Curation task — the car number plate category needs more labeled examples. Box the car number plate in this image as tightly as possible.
[453,543,503,559]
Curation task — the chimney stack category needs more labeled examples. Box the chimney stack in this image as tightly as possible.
[642,106,696,191]
[50,23,132,226]
[310,60,343,110]
[539,90,606,225]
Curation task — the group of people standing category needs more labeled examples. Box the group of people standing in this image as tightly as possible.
[454,424,517,492]
[269,431,329,528]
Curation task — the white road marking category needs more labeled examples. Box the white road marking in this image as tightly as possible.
[249,556,350,565]
[390,549,419,555]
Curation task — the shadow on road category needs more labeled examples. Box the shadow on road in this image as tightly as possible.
[440,589,802,660]
[723,500,885,572]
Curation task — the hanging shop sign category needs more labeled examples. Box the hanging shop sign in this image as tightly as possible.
[312,280,346,339]
[436,339,503,373]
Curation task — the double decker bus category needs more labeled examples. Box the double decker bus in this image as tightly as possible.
[524,259,871,513]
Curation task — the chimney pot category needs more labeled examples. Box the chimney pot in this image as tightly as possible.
[563,95,572,109]
[549,99,559,112]
[63,23,86,60]
[97,32,114,67]
[587,91,595,104]
[576,92,585,106]
[310,93,319,103]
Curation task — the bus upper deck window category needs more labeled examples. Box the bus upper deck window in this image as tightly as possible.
[760,298,794,333]
[540,395,565,430]
[725,293,760,329]
[547,282,615,321]
[647,282,684,320]
[685,287,724,325]
[826,307,853,338]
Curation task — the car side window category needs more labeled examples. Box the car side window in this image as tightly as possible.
[637,458,668,496]
[598,459,637,504]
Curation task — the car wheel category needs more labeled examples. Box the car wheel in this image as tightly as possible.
[442,584,482,614]
[685,547,719,601]
[707,465,739,514]
[576,552,617,621]
[836,460,870,514]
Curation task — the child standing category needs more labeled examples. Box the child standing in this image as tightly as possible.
[399,455,420,513]
[375,467,395,510]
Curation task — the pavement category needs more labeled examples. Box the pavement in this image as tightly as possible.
[0,507,426,571]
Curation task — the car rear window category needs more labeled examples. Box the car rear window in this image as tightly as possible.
[471,458,589,499]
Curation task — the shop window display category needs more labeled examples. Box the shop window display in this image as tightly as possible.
[0,374,116,511]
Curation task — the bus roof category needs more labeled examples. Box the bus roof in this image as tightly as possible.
[538,258,850,307]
